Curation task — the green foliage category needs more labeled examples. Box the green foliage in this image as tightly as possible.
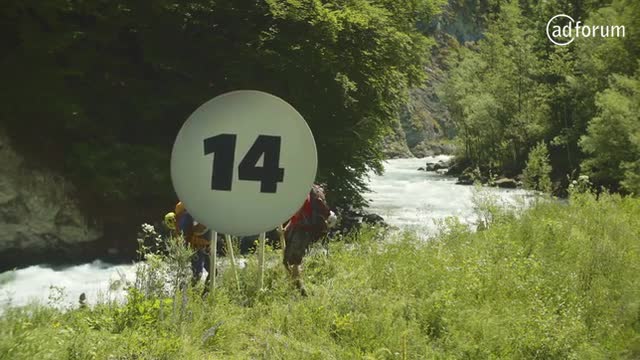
[442,0,549,176]
[442,0,640,193]
[523,141,553,193]
[135,224,190,286]
[580,70,640,193]
[0,0,446,222]
[2,194,640,359]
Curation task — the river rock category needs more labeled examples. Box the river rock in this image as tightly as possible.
[362,213,387,226]
[413,147,435,158]
[456,167,483,185]
[494,178,518,189]
[436,168,449,175]
[415,143,456,157]
[446,157,467,176]
[456,177,474,185]
[0,130,103,271]
[331,206,388,237]
[434,162,450,171]
[417,167,425,171]
[426,159,451,172]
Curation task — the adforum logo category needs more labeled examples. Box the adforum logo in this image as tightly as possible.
[546,14,626,46]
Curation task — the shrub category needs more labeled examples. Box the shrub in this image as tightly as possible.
[523,141,552,193]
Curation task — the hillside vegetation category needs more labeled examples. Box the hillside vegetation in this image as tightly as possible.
[1,0,446,240]
[441,0,640,193]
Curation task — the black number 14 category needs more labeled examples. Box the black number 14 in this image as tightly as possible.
[203,134,285,193]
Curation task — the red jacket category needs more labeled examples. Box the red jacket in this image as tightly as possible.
[287,186,330,234]
[289,194,312,228]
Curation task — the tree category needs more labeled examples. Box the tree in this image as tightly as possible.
[0,0,446,234]
[442,0,548,176]
[522,141,552,193]
[580,71,640,194]
[442,0,639,195]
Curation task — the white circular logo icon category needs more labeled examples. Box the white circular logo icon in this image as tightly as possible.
[170,90,318,236]
[546,14,576,46]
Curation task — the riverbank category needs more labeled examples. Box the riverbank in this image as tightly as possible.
[2,191,639,359]
[0,156,536,309]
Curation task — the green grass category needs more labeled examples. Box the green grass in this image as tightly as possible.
[2,192,640,359]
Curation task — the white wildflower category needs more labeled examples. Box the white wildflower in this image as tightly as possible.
[142,223,156,234]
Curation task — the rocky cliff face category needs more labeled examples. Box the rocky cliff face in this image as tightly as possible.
[382,36,456,159]
[382,119,414,159]
[382,0,489,160]
[382,83,455,159]
[0,130,104,271]
[398,83,455,158]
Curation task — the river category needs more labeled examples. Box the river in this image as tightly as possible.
[0,156,534,310]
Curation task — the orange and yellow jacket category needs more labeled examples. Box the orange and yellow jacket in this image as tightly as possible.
[175,202,211,251]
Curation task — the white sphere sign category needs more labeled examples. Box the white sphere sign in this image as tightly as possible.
[170,90,317,236]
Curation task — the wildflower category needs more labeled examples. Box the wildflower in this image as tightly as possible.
[142,223,156,234]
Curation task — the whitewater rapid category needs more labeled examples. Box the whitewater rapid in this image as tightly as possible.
[0,156,533,310]
[366,156,533,236]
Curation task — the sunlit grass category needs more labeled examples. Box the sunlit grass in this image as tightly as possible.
[1,192,639,359]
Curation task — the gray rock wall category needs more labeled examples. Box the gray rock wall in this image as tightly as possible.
[0,130,103,263]
[382,36,456,159]
[382,118,414,159]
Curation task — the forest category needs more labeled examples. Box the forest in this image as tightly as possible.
[441,0,639,195]
[2,0,443,223]
[2,1,638,229]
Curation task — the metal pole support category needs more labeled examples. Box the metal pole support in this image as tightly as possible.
[258,232,266,290]
[225,234,241,292]
[209,231,217,296]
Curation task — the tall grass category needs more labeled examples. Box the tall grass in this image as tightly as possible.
[1,191,639,359]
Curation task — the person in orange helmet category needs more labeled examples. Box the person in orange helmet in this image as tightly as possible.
[169,201,213,294]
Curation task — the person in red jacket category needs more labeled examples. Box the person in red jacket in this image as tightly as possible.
[283,183,333,296]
